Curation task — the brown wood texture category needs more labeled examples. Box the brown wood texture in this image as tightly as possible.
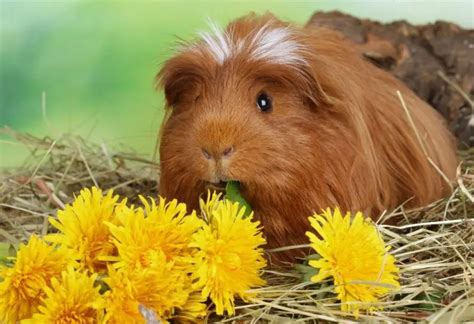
[307,11,474,147]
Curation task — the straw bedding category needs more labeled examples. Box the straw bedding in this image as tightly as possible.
[0,128,472,323]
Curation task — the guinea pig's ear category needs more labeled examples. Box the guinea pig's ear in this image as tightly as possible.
[292,32,338,109]
[298,66,335,109]
[155,53,205,108]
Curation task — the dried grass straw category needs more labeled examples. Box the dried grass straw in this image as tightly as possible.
[0,127,472,323]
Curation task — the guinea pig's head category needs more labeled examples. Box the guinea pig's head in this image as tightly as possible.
[156,14,337,210]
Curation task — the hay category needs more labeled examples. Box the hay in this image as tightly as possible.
[0,127,159,243]
[0,127,473,322]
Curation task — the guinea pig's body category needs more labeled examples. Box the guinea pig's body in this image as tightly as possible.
[157,14,458,260]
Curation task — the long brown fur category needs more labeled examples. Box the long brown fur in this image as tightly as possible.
[156,14,458,261]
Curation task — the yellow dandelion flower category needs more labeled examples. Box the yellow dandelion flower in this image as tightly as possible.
[24,267,104,323]
[105,198,197,319]
[107,196,202,270]
[103,255,189,322]
[199,191,222,220]
[191,197,267,316]
[173,290,208,323]
[306,208,400,317]
[46,187,125,273]
[0,235,70,323]
[102,267,143,323]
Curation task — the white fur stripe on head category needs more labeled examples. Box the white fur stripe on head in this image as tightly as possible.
[195,19,306,66]
[198,20,232,64]
[250,25,307,65]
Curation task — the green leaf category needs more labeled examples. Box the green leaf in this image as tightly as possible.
[306,253,321,261]
[412,291,443,311]
[0,243,15,267]
[294,263,320,282]
[0,243,9,258]
[225,181,252,218]
[8,244,17,257]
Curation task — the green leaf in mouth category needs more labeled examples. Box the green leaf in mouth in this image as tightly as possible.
[225,181,253,218]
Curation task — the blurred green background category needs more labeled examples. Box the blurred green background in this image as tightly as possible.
[1,0,472,168]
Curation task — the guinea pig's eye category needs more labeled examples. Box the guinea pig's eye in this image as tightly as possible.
[256,92,272,112]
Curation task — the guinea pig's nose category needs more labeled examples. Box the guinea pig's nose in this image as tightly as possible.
[222,146,233,157]
[202,148,212,160]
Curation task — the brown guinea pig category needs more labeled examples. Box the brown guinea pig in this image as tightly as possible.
[156,13,458,261]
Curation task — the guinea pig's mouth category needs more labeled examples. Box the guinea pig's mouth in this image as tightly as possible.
[204,180,228,194]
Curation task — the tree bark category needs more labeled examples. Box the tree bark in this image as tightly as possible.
[307,11,474,148]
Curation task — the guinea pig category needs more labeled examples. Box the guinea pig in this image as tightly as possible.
[156,13,458,261]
